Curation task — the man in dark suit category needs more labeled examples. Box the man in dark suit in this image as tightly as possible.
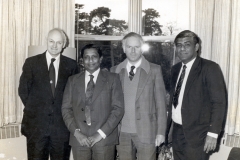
[167,30,227,160]
[111,32,167,160]
[62,44,124,160]
[18,28,78,160]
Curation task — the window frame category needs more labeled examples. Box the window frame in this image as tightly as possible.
[74,0,180,65]
[74,0,177,42]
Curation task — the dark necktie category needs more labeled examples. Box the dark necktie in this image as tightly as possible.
[85,75,95,125]
[49,58,56,96]
[129,66,135,80]
[173,65,187,108]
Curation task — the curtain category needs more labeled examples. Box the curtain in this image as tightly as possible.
[0,0,75,127]
[192,0,240,135]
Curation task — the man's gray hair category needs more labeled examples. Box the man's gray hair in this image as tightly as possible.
[122,32,144,46]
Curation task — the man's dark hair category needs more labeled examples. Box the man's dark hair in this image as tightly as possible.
[174,30,200,45]
[80,44,102,58]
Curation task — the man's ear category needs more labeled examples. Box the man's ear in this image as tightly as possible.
[195,43,199,52]
[100,56,103,63]
[63,41,67,48]
[122,45,126,53]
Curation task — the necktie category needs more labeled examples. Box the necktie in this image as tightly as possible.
[49,58,56,96]
[129,66,135,80]
[173,65,187,108]
[85,75,95,125]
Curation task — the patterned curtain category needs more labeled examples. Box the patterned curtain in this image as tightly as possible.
[0,0,75,127]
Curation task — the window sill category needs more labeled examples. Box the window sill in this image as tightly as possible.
[75,34,175,42]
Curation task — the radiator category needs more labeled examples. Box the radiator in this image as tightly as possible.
[223,133,240,148]
[0,124,21,139]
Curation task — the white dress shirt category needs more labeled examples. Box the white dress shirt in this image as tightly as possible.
[85,68,100,91]
[46,51,60,87]
[126,57,142,75]
[172,57,218,138]
[84,68,106,139]
[172,58,195,124]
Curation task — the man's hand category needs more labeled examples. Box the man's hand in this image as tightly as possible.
[88,133,103,147]
[155,134,165,146]
[74,130,91,147]
[204,135,217,153]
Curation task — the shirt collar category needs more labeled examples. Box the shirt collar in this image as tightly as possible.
[85,68,100,78]
[46,51,60,61]
[115,56,150,74]
[127,57,142,69]
[182,57,196,69]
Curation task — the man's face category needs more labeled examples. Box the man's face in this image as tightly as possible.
[123,36,142,64]
[83,48,102,74]
[175,37,199,64]
[47,30,65,57]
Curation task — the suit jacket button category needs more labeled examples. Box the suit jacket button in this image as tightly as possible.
[83,120,86,123]
[52,101,54,104]
[81,108,84,111]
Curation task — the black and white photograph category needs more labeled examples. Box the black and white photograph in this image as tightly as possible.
[0,0,239,160]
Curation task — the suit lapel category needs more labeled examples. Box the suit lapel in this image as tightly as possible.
[184,57,201,95]
[55,55,68,97]
[169,63,182,106]
[55,55,65,97]
[172,63,182,91]
[39,52,53,97]
[91,70,107,103]
[77,72,86,103]
[118,69,125,91]
[135,68,151,101]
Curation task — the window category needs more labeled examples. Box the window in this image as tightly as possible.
[75,0,191,92]
[75,0,128,36]
[142,0,190,36]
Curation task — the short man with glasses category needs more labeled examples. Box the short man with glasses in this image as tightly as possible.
[111,32,167,160]
[62,44,124,160]
[19,28,78,160]
[166,30,227,160]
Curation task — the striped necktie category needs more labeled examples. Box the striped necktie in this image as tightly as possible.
[173,65,187,108]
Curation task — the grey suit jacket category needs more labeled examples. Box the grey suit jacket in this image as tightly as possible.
[62,70,124,147]
[111,56,167,144]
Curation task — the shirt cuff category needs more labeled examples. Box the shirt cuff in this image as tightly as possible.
[97,129,106,139]
[207,132,218,139]
[74,129,80,137]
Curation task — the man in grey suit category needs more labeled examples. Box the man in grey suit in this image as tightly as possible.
[62,44,124,160]
[111,32,167,160]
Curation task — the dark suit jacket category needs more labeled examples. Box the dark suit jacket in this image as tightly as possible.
[62,70,124,147]
[18,52,78,140]
[111,57,167,144]
[167,56,227,147]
